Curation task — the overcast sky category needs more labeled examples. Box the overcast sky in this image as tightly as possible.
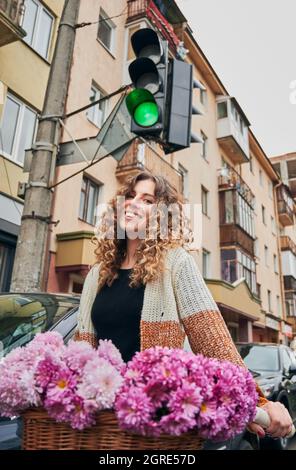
[177,0,296,157]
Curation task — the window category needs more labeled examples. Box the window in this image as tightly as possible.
[201,185,209,216]
[217,101,227,119]
[261,205,266,224]
[236,193,255,238]
[276,295,281,316]
[267,289,272,312]
[201,131,208,159]
[256,283,261,299]
[271,215,276,234]
[282,349,292,373]
[264,245,269,267]
[86,85,107,128]
[202,249,210,278]
[178,164,189,199]
[220,248,256,294]
[268,181,273,198]
[22,0,53,59]
[79,176,101,225]
[0,242,16,292]
[254,238,260,258]
[259,169,263,187]
[0,93,37,165]
[249,155,254,173]
[200,86,207,107]
[273,254,279,273]
[98,8,116,53]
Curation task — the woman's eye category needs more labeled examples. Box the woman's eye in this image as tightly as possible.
[144,199,153,204]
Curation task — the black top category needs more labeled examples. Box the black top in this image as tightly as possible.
[91,269,145,362]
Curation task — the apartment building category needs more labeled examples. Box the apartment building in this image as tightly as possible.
[0,0,64,291]
[43,0,287,344]
[1,0,294,344]
[270,152,296,336]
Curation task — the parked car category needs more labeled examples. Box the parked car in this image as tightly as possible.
[0,292,80,450]
[236,342,296,450]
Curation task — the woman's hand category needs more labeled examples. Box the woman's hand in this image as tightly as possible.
[248,401,293,438]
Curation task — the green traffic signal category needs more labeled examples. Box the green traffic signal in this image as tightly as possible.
[134,102,159,127]
[126,89,159,128]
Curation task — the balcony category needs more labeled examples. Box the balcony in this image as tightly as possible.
[0,0,26,47]
[276,184,295,226]
[56,231,95,270]
[218,166,255,256]
[116,140,182,193]
[280,236,296,257]
[126,0,180,54]
[218,166,254,206]
[220,225,254,257]
[285,292,296,317]
[216,97,250,164]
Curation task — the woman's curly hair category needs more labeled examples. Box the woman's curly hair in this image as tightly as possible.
[93,171,193,290]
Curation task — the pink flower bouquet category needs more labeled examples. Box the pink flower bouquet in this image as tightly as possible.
[115,346,258,441]
[0,335,258,441]
[0,332,124,430]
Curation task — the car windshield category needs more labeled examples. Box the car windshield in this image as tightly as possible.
[237,344,280,371]
[0,294,79,358]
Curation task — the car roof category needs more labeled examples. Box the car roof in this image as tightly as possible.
[236,342,286,348]
[0,292,80,302]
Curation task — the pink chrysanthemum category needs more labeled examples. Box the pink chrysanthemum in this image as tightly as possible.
[115,347,258,440]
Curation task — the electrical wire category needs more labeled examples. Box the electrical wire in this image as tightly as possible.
[75,6,128,30]
[49,137,136,190]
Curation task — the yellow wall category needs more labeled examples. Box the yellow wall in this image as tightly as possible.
[0,1,64,200]
[0,0,64,110]
[0,155,27,200]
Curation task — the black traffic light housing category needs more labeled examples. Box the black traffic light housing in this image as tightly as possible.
[125,28,205,154]
[125,28,168,137]
[163,59,204,154]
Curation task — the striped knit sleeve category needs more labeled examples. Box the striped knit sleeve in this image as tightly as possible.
[73,264,99,348]
[174,253,268,407]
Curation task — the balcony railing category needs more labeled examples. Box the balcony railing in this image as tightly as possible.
[116,140,182,193]
[280,236,296,257]
[277,185,295,226]
[220,224,254,257]
[0,0,26,46]
[218,166,254,206]
[127,0,180,54]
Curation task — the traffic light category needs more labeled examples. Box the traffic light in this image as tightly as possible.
[162,59,205,154]
[125,28,168,137]
[125,28,205,154]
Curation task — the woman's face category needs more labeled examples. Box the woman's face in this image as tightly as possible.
[118,179,156,238]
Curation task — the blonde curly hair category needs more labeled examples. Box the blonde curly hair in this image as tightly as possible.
[93,171,193,290]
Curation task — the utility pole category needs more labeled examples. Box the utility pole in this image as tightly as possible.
[10,0,81,292]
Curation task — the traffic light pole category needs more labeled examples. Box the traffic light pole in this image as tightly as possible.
[10,0,81,292]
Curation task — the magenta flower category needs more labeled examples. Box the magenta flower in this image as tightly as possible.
[115,347,258,440]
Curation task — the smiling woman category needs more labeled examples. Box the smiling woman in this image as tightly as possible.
[74,170,293,446]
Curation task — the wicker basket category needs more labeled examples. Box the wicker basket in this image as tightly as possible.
[22,408,204,450]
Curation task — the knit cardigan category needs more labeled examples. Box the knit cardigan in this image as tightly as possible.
[75,246,267,407]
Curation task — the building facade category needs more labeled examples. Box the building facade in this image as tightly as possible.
[271,152,296,338]
[1,0,295,345]
[0,0,64,291]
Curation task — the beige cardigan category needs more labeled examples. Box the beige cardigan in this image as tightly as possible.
[75,247,267,407]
